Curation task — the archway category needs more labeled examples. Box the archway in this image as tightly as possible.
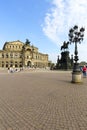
[27,61,31,67]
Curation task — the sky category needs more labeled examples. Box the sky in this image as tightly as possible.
[0,0,87,63]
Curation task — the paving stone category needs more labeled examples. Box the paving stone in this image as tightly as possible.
[0,70,87,129]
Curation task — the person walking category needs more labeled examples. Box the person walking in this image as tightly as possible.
[82,65,87,77]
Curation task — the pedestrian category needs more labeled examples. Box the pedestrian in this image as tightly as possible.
[82,65,87,77]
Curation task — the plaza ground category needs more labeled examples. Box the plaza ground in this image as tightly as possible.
[0,69,87,130]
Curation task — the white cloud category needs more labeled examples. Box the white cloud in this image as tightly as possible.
[42,0,87,62]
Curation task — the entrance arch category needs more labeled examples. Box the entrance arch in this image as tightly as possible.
[27,61,31,67]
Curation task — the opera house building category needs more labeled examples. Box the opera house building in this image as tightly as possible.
[0,40,49,68]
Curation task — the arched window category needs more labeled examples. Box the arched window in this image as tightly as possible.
[10,61,13,67]
[2,53,4,58]
[2,61,4,67]
[6,61,8,68]
[6,53,8,58]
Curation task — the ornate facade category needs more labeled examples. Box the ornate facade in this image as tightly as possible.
[0,40,49,68]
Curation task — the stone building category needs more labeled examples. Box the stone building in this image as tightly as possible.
[0,40,49,68]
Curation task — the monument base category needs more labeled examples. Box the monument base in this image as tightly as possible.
[72,71,82,83]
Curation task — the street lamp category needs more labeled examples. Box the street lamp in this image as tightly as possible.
[68,25,85,83]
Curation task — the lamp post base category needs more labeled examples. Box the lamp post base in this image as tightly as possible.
[72,71,82,83]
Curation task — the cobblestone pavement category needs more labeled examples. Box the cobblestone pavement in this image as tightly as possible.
[0,70,87,130]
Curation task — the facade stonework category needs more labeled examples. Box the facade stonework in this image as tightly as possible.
[0,40,49,68]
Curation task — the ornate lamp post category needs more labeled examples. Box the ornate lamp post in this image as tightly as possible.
[68,25,85,83]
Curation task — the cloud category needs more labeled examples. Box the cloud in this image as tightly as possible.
[42,0,87,62]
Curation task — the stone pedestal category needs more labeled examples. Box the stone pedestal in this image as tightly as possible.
[72,71,82,83]
[60,51,70,70]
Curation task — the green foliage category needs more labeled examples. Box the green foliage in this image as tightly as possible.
[79,61,87,66]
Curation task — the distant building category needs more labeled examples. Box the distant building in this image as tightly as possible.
[0,40,49,68]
